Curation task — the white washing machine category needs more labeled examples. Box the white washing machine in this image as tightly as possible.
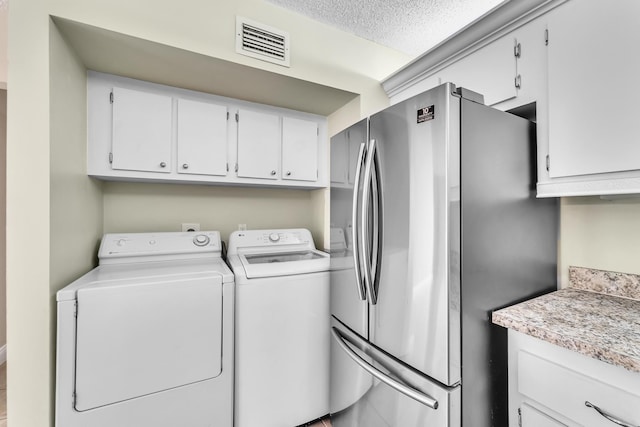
[227,228,330,427]
[55,231,234,427]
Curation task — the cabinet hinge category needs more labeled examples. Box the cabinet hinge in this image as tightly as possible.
[226,163,229,172]
[227,111,229,120]
[545,29,549,46]
[546,154,550,171]
[74,301,78,318]
[514,74,522,89]
[514,41,521,58]
[235,113,239,123]
[72,392,77,407]
[518,407,522,427]
[108,152,113,164]
[235,163,238,172]
[109,92,114,104]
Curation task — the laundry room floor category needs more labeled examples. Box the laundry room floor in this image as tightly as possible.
[0,363,6,426]
[307,416,332,427]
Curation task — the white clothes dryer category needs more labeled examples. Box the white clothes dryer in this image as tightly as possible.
[55,231,234,427]
[227,229,330,427]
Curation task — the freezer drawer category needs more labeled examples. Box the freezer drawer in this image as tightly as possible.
[330,320,460,427]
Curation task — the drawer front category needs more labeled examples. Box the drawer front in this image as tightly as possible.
[518,350,640,426]
[521,403,566,427]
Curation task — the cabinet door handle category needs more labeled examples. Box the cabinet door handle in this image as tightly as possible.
[286,171,291,176]
[271,170,276,176]
[182,163,189,169]
[160,162,167,168]
[585,401,638,427]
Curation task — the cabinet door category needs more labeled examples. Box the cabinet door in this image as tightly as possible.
[177,99,228,176]
[237,109,280,180]
[330,131,348,185]
[520,403,567,427]
[547,0,640,178]
[282,117,318,182]
[347,125,366,184]
[439,35,517,106]
[111,87,172,173]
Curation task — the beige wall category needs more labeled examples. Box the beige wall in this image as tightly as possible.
[102,182,322,247]
[0,6,6,89]
[12,2,640,427]
[48,0,408,93]
[559,196,640,287]
[8,1,409,426]
[0,90,5,352]
[8,1,52,425]
[50,24,104,292]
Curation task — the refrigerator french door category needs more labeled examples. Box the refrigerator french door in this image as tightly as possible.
[329,83,558,427]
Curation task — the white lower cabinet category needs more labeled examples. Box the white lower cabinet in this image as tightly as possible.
[520,403,566,427]
[88,72,328,189]
[509,331,640,427]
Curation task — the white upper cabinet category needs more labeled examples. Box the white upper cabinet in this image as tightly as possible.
[282,117,318,182]
[111,87,172,173]
[88,72,328,189]
[330,131,348,185]
[383,0,640,197]
[236,109,280,180]
[330,122,366,188]
[177,98,228,177]
[546,0,640,179]
[439,35,518,106]
[347,124,366,185]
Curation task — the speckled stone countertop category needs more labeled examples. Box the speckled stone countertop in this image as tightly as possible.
[493,267,640,373]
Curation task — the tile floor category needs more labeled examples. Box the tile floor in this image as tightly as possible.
[0,368,331,427]
[0,363,5,426]
[305,415,332,427]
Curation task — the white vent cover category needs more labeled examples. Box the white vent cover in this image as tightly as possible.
[236,16,290,67]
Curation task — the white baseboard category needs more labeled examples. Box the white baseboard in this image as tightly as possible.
[0,344,6,365]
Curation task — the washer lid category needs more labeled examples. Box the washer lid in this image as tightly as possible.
[73,272,223,411]
[238,248,329,278]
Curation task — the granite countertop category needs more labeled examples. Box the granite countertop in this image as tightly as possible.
[493,266,640,373]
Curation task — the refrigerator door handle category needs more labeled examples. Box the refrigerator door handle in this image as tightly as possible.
[370,140,383,304]
[331,327,439,410]
[351,141,367,301]
[361,139,378,304]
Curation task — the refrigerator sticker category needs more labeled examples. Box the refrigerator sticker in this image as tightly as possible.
[417,105,435,123]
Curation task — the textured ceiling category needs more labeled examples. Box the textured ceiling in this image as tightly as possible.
[265,0,506,56]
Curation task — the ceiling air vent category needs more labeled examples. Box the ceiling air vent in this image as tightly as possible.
[236,16,290,67]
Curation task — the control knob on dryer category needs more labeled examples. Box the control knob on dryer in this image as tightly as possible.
[269,233,280,242]
[193,234,210,247]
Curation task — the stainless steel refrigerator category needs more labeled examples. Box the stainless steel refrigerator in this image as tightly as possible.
[329,83,558,427]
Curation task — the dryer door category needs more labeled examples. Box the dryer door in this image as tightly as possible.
[74,273,223,411]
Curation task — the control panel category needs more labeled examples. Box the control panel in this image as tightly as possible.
[98,231,221,263]
[227,229,316,254]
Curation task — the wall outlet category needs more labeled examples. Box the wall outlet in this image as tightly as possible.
[182,223,200,232]
[238,223,247,231]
